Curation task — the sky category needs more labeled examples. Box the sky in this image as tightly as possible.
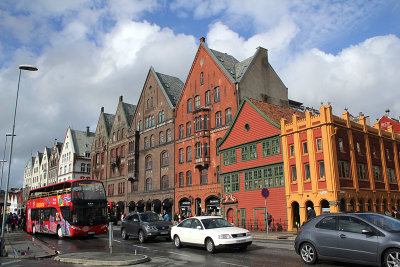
[0,0,400,189]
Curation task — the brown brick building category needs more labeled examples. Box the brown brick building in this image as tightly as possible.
[126,67,183,217]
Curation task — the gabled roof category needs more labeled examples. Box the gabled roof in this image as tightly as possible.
[70,129,94,157]
[43,147,51,159]
[155,71,184,107]
[122,102,136,127]
[35,152,43,165]
[25,157,35,169]
[209,48,239,81]
[218,97,304,148]
[103,113,115,136]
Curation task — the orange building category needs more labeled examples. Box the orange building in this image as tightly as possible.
[174,37,289,217]
[281,105,400,231]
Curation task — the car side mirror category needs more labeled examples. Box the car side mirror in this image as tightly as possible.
[362,229,374,235]
[196,226,202,230]
[133,219,139,222]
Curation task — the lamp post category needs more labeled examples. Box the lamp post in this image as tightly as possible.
[0,65,38,256]
[1,134,15,191]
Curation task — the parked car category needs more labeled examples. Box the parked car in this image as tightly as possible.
[121,211,172,242]
[294,212,400,266]
[170,216,252,253]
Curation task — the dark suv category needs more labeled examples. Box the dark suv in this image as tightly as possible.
[121,211,172,242]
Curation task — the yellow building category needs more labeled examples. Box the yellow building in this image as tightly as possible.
[281,105,400,231]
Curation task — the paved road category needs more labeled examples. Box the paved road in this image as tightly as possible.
[3,229,370,267]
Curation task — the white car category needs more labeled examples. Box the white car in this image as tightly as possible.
[170,216,252,253]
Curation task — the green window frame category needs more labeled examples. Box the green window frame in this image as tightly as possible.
[223,149,237,166]
[262,137,281,157]
[223,173,239,193]
[241,144,257,161]
[244,163,284,190]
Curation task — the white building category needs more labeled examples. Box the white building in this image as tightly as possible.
[39,147,51,187]
[58,126,94,182]
[23,156,34,201]
[31,152,42,189]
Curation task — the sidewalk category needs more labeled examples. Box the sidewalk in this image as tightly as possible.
[250,231,297,241]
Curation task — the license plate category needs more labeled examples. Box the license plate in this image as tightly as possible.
[160,231,168,235]
[88,232,95,235]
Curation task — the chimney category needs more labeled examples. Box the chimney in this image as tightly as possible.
[119,95,123,102]
[86,126,90,136]
[101,107,104,112]
[200,37,205,43]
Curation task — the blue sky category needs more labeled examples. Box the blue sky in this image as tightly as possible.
[0,0,400,188]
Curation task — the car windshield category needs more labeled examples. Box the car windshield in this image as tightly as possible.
[139,213,162,222]
[358,213,400,232]
[201,218,233,229]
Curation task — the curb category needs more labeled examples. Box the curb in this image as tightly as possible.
[54,252,150,266]
[4,232,57,259]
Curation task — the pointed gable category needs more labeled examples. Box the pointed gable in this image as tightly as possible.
[154,70,184,107]
[70,128,94,157]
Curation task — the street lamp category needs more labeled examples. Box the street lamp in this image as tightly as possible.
[0,65,38,256]
[1,134,15,191]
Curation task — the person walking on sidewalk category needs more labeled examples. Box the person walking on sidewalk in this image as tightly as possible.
[307,207,316,221]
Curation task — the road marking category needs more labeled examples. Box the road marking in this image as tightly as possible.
[132,244,149,249]
[114,240,121,243]
[2,260,21,266]
[168,251,190,257]
[220,262,249,267]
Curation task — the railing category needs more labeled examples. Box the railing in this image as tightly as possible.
[228,218,289,232]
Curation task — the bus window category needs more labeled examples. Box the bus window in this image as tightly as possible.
[60,206,71,222]
[44,208,51,221]
[31,209,39,221]
[71,181,106,200]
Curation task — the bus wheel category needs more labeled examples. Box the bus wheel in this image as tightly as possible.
[57,227,64,239]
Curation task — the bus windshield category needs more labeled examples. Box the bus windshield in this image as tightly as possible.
[71,181,106,200]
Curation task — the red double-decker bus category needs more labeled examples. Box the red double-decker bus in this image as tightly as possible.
[26,179,108,237]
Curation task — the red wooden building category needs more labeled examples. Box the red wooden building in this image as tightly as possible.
[218,98,303,231]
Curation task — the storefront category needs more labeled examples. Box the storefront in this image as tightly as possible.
[153,199,161,214]
[205,195,220,215]
[179,198,191,216]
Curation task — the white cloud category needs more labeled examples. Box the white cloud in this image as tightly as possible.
[282,34,400,120]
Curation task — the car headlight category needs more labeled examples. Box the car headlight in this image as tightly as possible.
[218,234,232,239]
[246,232,251,236]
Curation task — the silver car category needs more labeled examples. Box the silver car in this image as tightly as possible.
[294,213,400,266]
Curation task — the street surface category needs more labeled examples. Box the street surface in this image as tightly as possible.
[1,228,371,266]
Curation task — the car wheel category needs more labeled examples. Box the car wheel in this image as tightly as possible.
[205,238,216,253]
[300,242,318,265]
[121,228,129,240]
[384,248,400,267]
[138,231,146,243]
[174,235,182,248]
[57,226,64,239]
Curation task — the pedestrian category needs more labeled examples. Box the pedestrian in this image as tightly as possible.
[267,212,272,231]
[307,207,316,221]
[392,206,400,219]
[121,212,126,222]
[163,211,171,222]
[6,213,13,232]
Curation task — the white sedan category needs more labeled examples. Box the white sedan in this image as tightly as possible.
[170,216,252,253]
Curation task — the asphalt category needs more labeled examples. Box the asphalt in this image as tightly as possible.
[0,227,297,265]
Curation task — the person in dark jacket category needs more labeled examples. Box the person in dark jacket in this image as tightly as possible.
[392,206,400,219]
[307,207,316,221]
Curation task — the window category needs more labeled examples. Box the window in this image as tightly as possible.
[205,90,211,105]
[179,172,184,187]
[223,173,239,193]
[291,165,297,182]
[245,164,284,190]
[145,155,152,170]
[128,141,134,152]
[186,171,192,186]
[304,163,311,180]
[150,135,155,147]
[161,175,169,189]
[179,148,184,164]
[372,146,377,158]
[373,165,382,181]
[117,130,121,140]
[319,161,325,179]
[200,72,204,85]
[214,86,220,102]
[316,216,336,230]
[81,163,85,172]
[194,117,199,132]
[108,184,114,196]
[203,115,208,130]
[338,138,344,152]
[118,182,125,195]
[200,169,208,185]
[161,151,169,167]
[137,120,142,131]
[159,132,164,144]
[215,111,222,127]
[223,150,236,166]
[145,178,152,192]
[262,137,281,157]
[151,115,155,127]
[357,164,367,180]
[338,216,373,234]
[132,181,138,192]
[225,108,232,125]
[186,146,192,162]
[338,161,350,178]
[144,137,149,149]
[356,142,361,155]
[145,117,149,129]
[187,99,192,113]
[158,111,165,123]
[387,168,396,183]
[204,143,209,158]
[289,145,295,157]
[166,129,172,142]
[386,148,391,161]
[316,138,322,151]
[241,144,257,161]
[303,142,308,154]
[186,122,191,137]
[195,95,200,109]
[195,142,202,158]
[113,132,116,142]
[179,125,184,139]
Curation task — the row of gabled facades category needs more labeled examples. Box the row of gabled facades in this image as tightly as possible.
[22,37,400,231]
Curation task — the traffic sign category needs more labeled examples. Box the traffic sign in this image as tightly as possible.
[261,188,269,198]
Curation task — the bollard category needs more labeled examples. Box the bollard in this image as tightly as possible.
[109,222,113,255]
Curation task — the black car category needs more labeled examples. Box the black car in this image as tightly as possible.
[294,212,400,266]
[121,211,172,243]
